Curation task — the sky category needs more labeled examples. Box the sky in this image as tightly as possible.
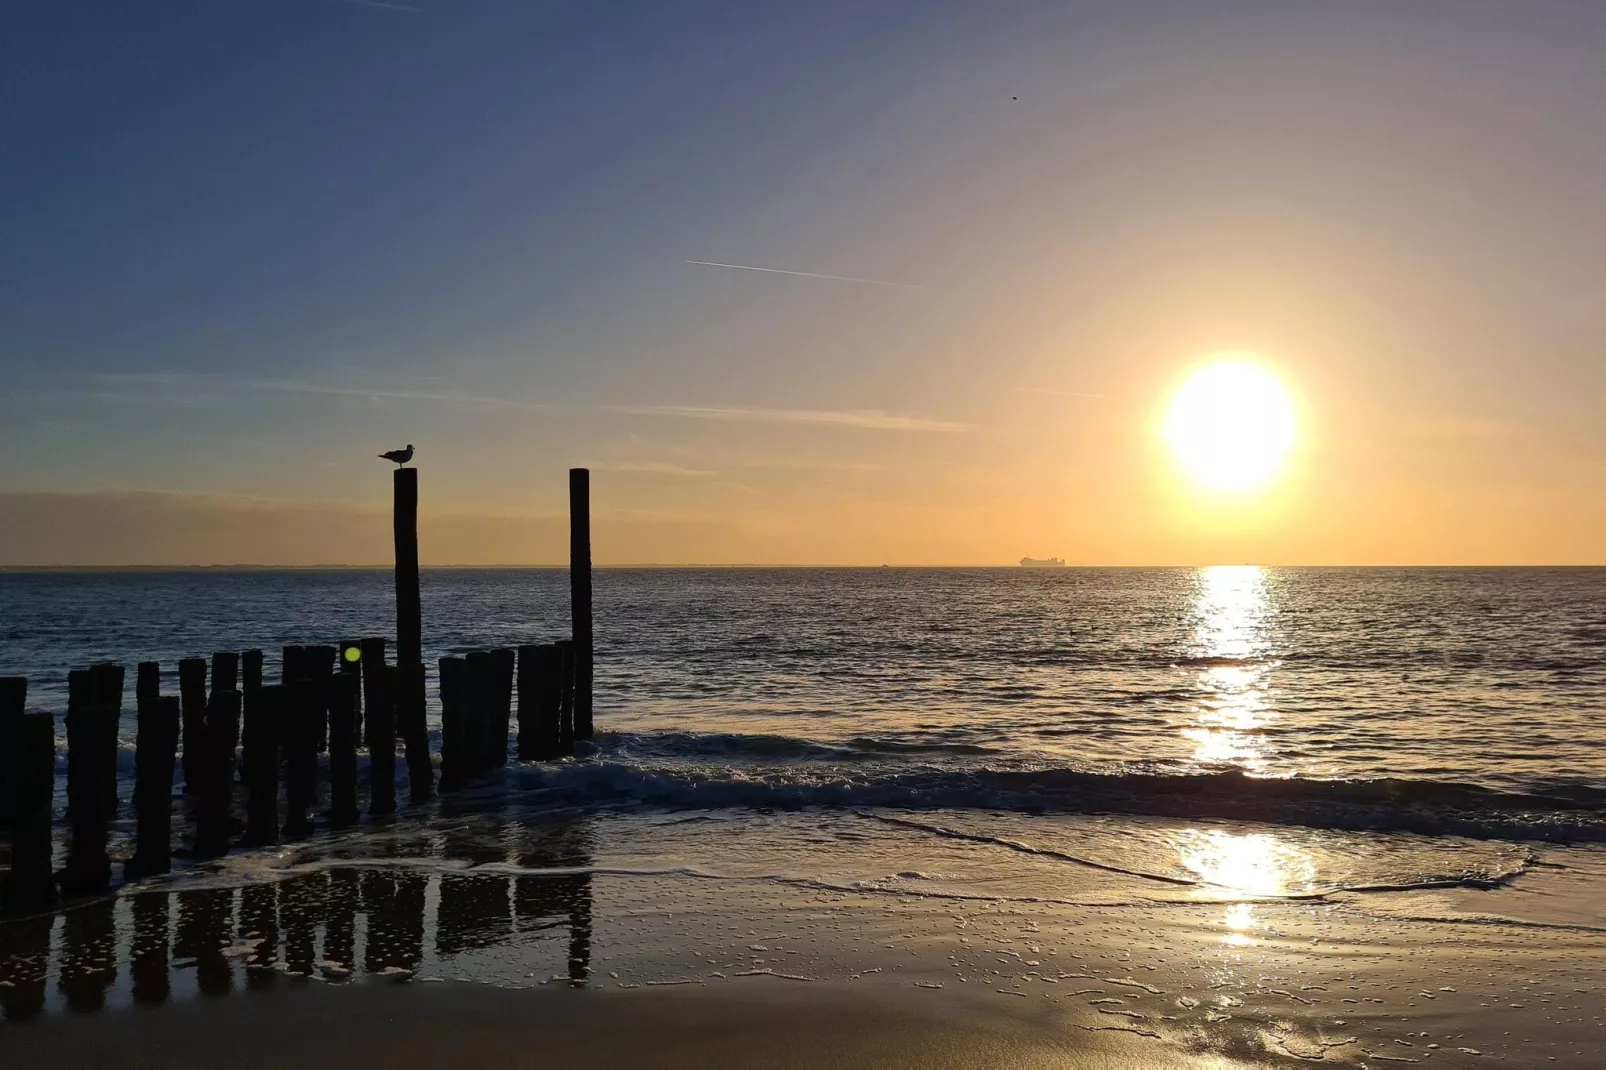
[3,0,1604,565]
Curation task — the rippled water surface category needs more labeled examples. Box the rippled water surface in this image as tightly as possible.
[5,566,1603,793]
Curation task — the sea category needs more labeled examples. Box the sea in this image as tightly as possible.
[3,566,1605,1023]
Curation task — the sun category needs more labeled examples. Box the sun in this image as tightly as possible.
[1163,358,1297,493]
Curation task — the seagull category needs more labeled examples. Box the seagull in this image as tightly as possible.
[379,444,414,467]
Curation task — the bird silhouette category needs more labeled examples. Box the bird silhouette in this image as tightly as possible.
[379,444,414,467]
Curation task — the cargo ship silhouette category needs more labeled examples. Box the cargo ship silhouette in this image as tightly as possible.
[1019,556,1066,567]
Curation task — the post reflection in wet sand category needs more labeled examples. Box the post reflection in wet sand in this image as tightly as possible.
[0,814,596,1021]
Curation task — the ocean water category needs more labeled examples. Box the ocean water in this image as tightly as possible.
[3,566,1606,1025]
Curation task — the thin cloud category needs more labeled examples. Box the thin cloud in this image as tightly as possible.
[606,404,965,432]
[1015,387,1109,400]
[90,373,963,432]
[686,260,922,290]
[331,0,422,11]
[590,462,717,478]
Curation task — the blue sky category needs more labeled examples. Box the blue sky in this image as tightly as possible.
[4,1,1604,563]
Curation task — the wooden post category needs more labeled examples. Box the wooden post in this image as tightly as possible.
[393,467,433,803]
[327,673,359,827]
[339,638,362,747]
[61,678,114,895]
[91,663,124,818]
[489,648,514,769]
[126,696,179,879]
[240,684,282,846]
[178,657,208,794]
[369,666,397,817]
[193,689,240,858]
[240,648,263,789]
[136,662,160,705]
[360,637,387,751]
[242,649,264,693]
[515,646,546,761]
[305,644,336,754]
[0,677,24,829]
[569,467,594,740]
[438,657,467,792]
[282,676,317,839]
[464,651,493,781]
[2,714,55,914]
[211,651,239,695]
[556,638,576,755]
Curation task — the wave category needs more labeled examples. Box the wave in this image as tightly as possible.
[497,731,1606,844]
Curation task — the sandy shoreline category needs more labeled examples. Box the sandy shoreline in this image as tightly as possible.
[3,978,1175,1069]
[4,856,1605,1066]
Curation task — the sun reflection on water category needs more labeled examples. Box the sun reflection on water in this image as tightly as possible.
[1175,827,1319,945]
[1181,565,1279,775]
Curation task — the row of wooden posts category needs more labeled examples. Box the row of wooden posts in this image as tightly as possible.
[0,639,588,915]
[0,465,598,917]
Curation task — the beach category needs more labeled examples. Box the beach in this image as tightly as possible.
[4,829,1604,1067]
[3,566,1605,1065]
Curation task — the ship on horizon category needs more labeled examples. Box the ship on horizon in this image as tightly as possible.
[1019,556,1066,568]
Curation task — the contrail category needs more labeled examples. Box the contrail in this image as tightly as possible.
[332,0,422,11]
[686,260,922,289]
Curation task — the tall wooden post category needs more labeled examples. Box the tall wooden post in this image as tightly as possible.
[569,467,593,741]
[2,714,55,914]
[394,467,433,801]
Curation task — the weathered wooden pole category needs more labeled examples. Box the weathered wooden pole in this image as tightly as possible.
[306,644,336,754]
[2,712,54,914]
[211,651,239,695]
[282,674,317,839]
[438,656,467,792]
[91,663,124,818]
[359,637,386,750]
[126,695,180,879]
[61,669,114,894]
[136,662,160,706]
[0,676,24,829]
[515,645,556,761]
[489,648,514,769]
[243,649,263,692]
[240,683,282,846]
[193,690,240,858]
[569,467,593,741]
[464,651,493,781]
[369,666,397,817]
[556,638,576,754]
[178,657,208,794]
[393,466,433,802]
[240,647,262,785]
[327,673,360,827]
[339,638,362,746]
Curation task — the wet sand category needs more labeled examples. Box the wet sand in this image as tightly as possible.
[5,858,1605,1067]
[3,979,1167,1069]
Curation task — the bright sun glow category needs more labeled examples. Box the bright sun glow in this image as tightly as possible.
[1163,358,1297,493]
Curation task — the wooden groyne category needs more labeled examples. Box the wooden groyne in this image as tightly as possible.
[0,466,597,913]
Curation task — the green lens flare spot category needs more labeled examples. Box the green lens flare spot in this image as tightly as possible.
[343,646,362,663]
